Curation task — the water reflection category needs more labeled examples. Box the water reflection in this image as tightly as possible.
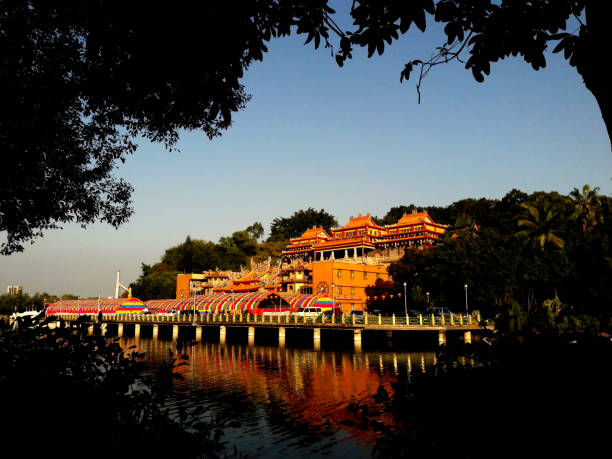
[122,336,437,457]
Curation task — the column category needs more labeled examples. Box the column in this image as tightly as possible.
[464,330,472,344]
[117,323,123,337]
[220,325,227,345]
[101,324,107,336]
[172,324,179,340]
[438,330,446,346]
[195,326,202,342]
[134,324,140,337]
[248,326,255,346]
[152,324,159,339]
[278,327,285,348]
[87,324,94,336]
[353,329,362,353]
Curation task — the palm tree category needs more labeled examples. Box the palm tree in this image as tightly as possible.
[570,184,602,232]
[517,196,565,249]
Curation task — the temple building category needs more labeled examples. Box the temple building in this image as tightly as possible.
[282,210,447,263]
[175,210,447,313]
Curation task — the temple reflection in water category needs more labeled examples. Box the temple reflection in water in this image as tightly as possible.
[123,336,439,457]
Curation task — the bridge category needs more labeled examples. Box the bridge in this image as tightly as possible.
[57,312,482,350]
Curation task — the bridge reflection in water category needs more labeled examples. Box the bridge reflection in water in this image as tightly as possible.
[120,335,447,457]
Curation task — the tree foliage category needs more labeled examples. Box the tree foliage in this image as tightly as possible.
[2,1,607,254]
[1,315,228,457]
[0,2,253,254]
[386,187,611,320]
[267,208,338,242]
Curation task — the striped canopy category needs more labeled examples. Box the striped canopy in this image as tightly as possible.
[45,298,147,315]
[145,292,292,314]
[280,294,338,311]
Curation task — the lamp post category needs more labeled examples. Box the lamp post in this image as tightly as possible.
[464,284,468,315]
[193,290,197,324]
[403,282,407,316]
[426,291,430,306]
[332,283,335,311]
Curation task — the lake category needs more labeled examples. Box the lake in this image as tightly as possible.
[120,333,439,457]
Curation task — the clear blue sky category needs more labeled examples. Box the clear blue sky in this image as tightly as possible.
[1,18,610,298]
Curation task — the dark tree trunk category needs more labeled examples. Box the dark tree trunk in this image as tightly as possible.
[578,2,611,151]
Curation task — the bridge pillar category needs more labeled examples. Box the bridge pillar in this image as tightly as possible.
[117,323,123,337]
[248,326,255,346]
[220,325,227,345]
[195,326,202,342]
[134,324,140,337]
[313,328,321,350]
[152,324,159,339]
[278,327,285,348]
[438,330,446,347]
[172,325,179,340]
[464,331,472,344]
[392,314,396,325]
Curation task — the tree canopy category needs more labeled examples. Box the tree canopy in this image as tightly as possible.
[384,187,612,320]
[267,208,338,242]
[2,1,607,254]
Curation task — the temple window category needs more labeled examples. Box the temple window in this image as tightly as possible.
[345,230,355,238]
[350,287,355,296]
[337,269,342,278]
[363,271,368,280]
[335,233,341,239]
[337,286,343,295]
[358,229,366,236]
[350,270,355,279]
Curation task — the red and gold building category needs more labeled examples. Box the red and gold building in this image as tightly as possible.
[175,210,447,314]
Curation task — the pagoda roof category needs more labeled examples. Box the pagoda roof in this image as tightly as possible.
[234,271,256,283]
[296,227,330,240]
[391,211,446,227]
[339,215,381,230]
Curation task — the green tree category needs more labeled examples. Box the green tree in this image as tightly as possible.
[267,208,338,242]
[246,222,265,241]
[570,184,603,232]
[129,263,178,301]
[517,196,567,249]
[162,237,222,273]
[0,2,253,254]
[4,2,608,254]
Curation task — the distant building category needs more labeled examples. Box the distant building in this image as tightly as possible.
[6,285,23,295]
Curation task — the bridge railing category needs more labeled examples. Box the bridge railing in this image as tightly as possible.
[56,311,480,327]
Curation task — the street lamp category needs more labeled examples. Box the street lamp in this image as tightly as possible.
[426,291,430,306]
[464,284,469,315]
[332,283,335,311]
[193,290,197,324]
[403,282,407,316]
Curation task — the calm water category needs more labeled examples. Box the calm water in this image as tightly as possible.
[121,334,438,458]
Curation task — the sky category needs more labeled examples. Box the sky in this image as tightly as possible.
[1,13,611,298]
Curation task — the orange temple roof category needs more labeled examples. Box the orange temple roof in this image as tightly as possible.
[341,215,379,229]
[297,227,330,239]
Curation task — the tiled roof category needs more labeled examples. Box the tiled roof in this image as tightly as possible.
[298,227,330,239]
[341,215,378,229]
[396,212,430,226]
